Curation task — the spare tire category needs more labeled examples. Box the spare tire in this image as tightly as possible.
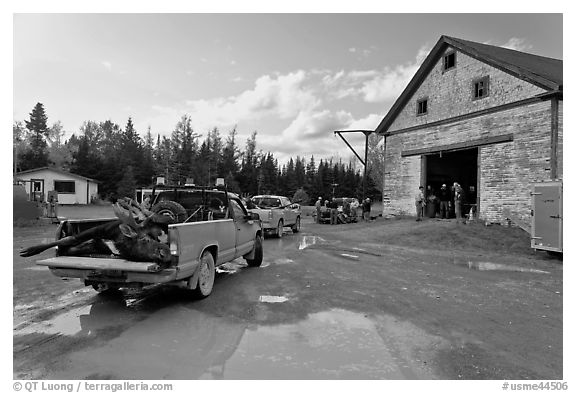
[151,200,187,223]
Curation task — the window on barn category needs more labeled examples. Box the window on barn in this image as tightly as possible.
[54,180,75,194]
[443,51,456,71]
[473,76,490,100]
[417,98,428,116]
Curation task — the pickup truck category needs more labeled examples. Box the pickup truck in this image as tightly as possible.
[37,190,263,298]
[247,195,301,238]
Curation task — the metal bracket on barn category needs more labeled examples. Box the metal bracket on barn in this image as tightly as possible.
[333,129,376,200]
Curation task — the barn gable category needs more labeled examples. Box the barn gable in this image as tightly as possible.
[376,35,563,135]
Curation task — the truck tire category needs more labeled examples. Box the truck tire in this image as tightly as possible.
[245,235,263,267]
[151,200,187,223]
[192,250,215,299]
[275,219,284,238]
[292,216,301,233]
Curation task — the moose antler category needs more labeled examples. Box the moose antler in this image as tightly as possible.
[113,201,139,229]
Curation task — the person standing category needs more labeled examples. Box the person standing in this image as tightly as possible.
[453,182,465,224]
[315,197,323,224]
[362,198,372,221]
[438,184,450,219]
[350,198,359,220]
[329,198,338,225]
[415,186,426,221]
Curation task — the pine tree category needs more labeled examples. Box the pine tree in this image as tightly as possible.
[116,165,137,198]
[22,102,50,169]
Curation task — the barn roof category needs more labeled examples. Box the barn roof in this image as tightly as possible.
[16,167,101,183]
[376,35,563,135]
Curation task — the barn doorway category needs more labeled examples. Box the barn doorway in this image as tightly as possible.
[423,148,478,216]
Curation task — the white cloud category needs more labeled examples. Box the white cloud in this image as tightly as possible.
[182,70,320,130]
[359,45,430,103]
[501,37,533,52]
[101,61,112,71]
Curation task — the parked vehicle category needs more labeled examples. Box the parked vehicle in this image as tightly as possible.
[247,195,301,238]
[37,187,263,298]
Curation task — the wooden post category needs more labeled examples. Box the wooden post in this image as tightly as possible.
[550,97,559,179]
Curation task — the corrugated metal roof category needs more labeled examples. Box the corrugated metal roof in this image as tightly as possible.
[376,35,563,134]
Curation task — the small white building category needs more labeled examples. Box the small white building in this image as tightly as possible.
[15,167,100,205]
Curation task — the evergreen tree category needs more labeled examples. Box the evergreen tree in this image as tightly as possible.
[238,131,259,195]
[116,165,137,198]
[220,127,241,184]
[22,102,50,169]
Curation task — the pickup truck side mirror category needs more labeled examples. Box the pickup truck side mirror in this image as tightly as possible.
[245,212,260,221]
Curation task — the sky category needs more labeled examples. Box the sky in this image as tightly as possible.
[13,13,563,166]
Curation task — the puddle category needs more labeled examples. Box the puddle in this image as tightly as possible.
[258,295,289,303]
[47,307,444,379]
[271,258,294,265]
[216,261,248,274]
[15,305,91,337]
[457,261,550,274]
[298,235,326,250]
[24,266,48,271]
[340,253,359,259]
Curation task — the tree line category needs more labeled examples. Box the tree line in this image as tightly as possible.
[14,103,381,204]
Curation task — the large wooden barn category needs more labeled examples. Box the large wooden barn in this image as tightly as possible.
[376,35,563,227]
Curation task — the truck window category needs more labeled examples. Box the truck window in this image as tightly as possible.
[253,197,281,208]
[229,199,247,219]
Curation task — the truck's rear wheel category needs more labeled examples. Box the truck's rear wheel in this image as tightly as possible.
[151,200,187,223]
[245,235,263,267]
[192,250,215,298]
[276,219,284,238]
[292,216,301,233]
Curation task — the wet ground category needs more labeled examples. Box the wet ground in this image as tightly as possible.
[13,214,563,380]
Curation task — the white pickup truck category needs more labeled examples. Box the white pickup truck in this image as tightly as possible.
[247,195,301,238]
[37,191,263,298]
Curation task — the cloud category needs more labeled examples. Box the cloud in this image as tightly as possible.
[251,110,384,163]
[101,61,112,71]
[181,70,321,130]
[501,37,533,52]
[319,45,431,104]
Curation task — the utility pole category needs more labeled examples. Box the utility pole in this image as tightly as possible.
[333,129,376,201]
[331,183,338,199]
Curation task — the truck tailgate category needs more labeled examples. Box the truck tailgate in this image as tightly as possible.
[37,257,162,272]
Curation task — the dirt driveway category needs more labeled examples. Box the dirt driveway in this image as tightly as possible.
[13,213,562,379]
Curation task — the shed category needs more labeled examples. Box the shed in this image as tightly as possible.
[376,35,562,228]
[15,167,100,205]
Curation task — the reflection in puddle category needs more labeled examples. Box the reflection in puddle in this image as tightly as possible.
[340,254,359,259]
[225,309,443,379]
[259,295,289,303]
[47,307,443,379]
[457,261,550,274]
[298,235,326,250]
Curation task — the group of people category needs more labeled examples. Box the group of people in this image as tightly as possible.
[415,182,467,223]
[314,196,372,224]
